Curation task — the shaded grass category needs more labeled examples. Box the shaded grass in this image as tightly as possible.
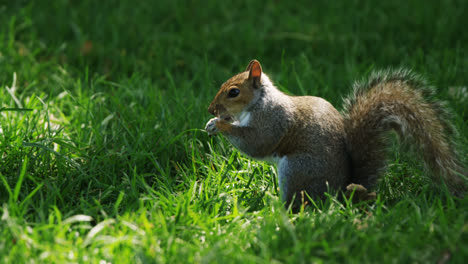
[1,0,467,263]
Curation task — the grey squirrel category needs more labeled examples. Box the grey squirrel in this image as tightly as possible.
[205,60,466,206]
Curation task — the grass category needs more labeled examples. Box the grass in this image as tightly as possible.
[1,0,467,263]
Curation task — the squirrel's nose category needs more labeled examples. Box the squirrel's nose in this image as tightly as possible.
[208,104,215,116]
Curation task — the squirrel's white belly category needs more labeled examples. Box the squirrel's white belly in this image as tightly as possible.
[277,156,289,202]
[260,154,288,201]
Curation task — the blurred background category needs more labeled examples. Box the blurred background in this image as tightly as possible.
[3,0,467,92]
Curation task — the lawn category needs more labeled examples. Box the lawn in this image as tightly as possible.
[1,0,467,263]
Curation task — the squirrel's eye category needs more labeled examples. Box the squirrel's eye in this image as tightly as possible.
[228,88,240,98]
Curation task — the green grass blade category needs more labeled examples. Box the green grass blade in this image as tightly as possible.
[13,156,28,202]
[0,172,13,199]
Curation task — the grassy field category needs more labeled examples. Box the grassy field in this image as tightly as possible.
[1,0,467,263]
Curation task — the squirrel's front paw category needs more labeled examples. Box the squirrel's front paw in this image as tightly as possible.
[205,117,220,136]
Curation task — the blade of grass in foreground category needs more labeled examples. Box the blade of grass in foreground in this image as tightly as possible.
[0,108,33,112]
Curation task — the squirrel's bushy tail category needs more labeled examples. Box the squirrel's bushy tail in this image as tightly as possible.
[342,69,466,197]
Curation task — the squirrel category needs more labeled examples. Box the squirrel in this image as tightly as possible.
[205,60,467,206]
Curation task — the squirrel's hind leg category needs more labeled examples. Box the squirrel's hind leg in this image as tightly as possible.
[277,154,348,208]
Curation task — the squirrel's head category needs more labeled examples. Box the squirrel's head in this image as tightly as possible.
[208,60,263,121]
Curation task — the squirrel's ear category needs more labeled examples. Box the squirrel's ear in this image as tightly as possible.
[247,60,262,88]
[245,60,257,71]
